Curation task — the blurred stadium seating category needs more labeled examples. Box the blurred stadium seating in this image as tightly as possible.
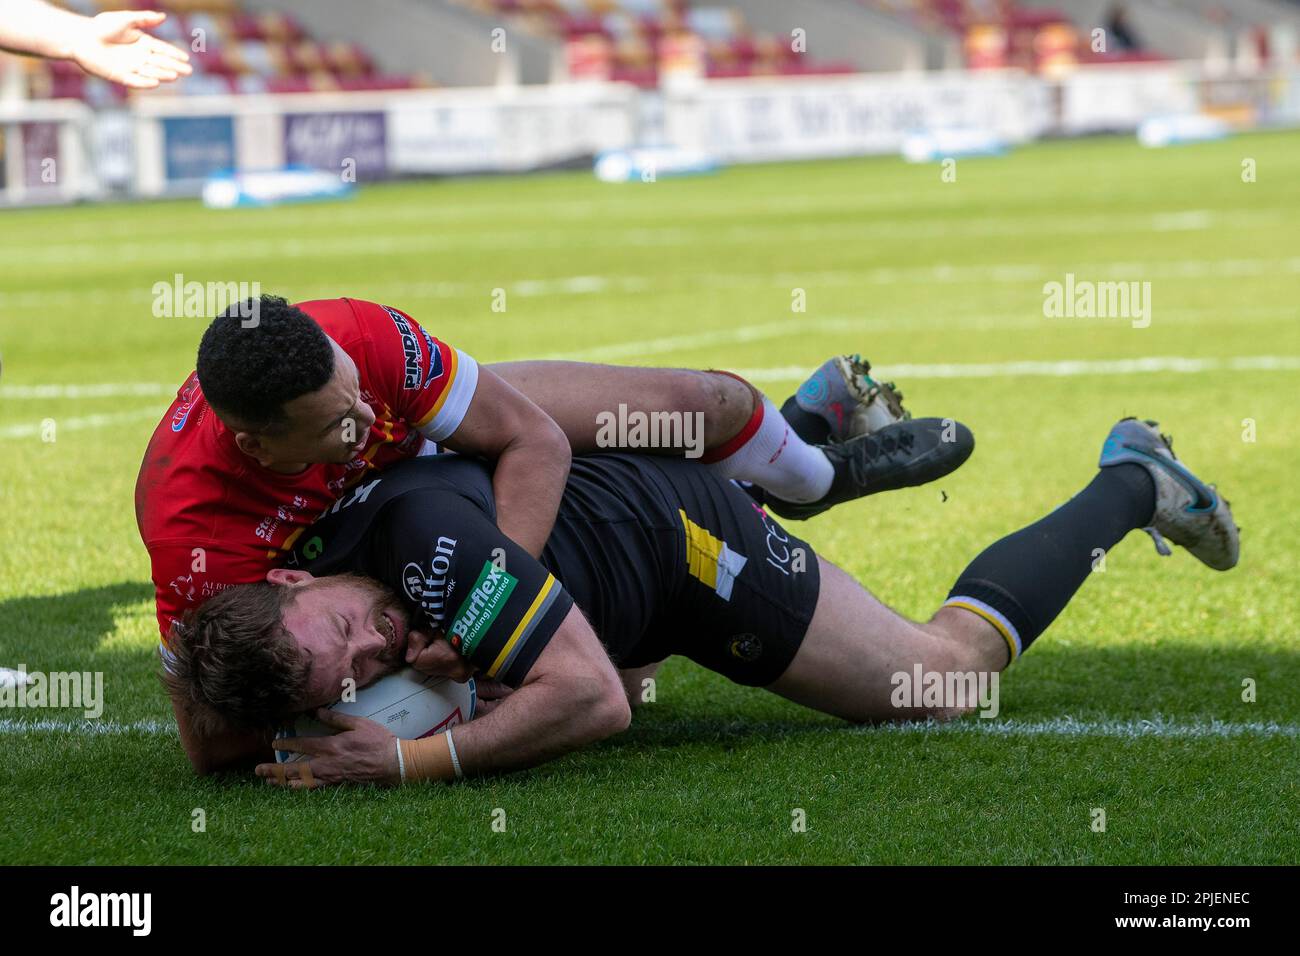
[23,0,425,104]
[857,1,1166,72]
[452,0,857,86]
[16,0,1300,98]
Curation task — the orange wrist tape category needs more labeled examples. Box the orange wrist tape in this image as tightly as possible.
[398,733,456,783]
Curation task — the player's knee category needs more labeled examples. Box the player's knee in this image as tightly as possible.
[683,371,751,423]
[575,662,632,738]
[594,679,633,735]
[914,618,980,673]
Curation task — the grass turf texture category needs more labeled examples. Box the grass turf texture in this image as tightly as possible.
[1,131,1297,865]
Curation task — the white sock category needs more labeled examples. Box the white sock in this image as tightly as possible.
[705,394,833,503]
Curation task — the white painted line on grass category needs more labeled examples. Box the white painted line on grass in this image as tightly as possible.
[865,717,1300,739]
[526,306,1297,364]
[2,716,1295,739]
[537,318,866,362]
[0,407,164,440]
[4,256,1300,310]
[0,718,175,735]
[0,383,175,400]
[731,354,1300,383]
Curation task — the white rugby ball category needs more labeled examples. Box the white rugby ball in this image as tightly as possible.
[275,668,476,764]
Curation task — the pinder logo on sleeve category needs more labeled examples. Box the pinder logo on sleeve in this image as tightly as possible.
[418,327,444,388]
[679,510,747,601]
[384,306,424,390]
[447,561,517,655]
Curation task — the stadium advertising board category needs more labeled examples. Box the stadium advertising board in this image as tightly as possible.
[162,115,236,184]
[21,121,60,193]
[284,111,387,181]
[662,71,1050,162]
[1059,64,1198,133]
[387,86,637,174]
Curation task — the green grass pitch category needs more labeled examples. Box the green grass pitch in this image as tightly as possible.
[1,130,1297,865]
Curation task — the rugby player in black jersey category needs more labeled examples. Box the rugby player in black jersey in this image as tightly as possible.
[165,418,1238,787]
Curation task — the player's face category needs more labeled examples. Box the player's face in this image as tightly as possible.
[264,342,377,466]
[281,574,411,709]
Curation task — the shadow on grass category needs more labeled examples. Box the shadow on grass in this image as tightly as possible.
[0,581,155,667]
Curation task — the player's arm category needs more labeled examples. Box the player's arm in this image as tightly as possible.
[403,605,629,781]
[367,302,571,559]
[257,612,628,786]
[438,366,571,559]
[0,2,191,87]
[280,603,629,785]
[260,489,627,786]
[394,494,629,778]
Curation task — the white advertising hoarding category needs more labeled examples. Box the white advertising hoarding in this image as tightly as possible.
[386,85,638,173]
[1058,64,1198,133]
[661,71,1051,162]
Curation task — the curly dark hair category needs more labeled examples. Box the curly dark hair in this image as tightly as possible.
[162,582,309,734]
[195,294,335,432]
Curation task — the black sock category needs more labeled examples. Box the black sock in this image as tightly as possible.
[780,394,831,446]
[944,464,1156,662]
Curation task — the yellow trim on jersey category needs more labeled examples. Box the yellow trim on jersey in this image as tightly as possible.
[269,526,308,560]
[679,509,721,590]
[414,346,459,431]
[363,413,396,464]
[945,599,1019,663]
[486,573,557,679]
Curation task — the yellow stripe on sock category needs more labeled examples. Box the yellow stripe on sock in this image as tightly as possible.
[945,599,1019,663]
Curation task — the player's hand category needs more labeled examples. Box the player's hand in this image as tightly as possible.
[254,709,398,789]
[405,627,475,682]
[68,11,193,89]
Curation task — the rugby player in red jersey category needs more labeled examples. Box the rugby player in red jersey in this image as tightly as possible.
[137,294,972,771]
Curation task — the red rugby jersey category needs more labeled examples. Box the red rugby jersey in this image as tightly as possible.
[134,298,479,653]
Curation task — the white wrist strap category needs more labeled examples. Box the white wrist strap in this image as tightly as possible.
[395,737,406,783]
[445,728,464,779]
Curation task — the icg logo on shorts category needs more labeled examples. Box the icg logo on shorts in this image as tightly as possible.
[448,560,517,654]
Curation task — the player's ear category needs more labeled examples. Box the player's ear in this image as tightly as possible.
[267,568,314,588]
[233,430,271,463]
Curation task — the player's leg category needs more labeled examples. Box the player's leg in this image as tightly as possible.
[766,557,1006,721]
[489,359,973,511]
[488,360,833,501]
[488,361,751,454]
[769,417,1240,720]
[648,451,990,715]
